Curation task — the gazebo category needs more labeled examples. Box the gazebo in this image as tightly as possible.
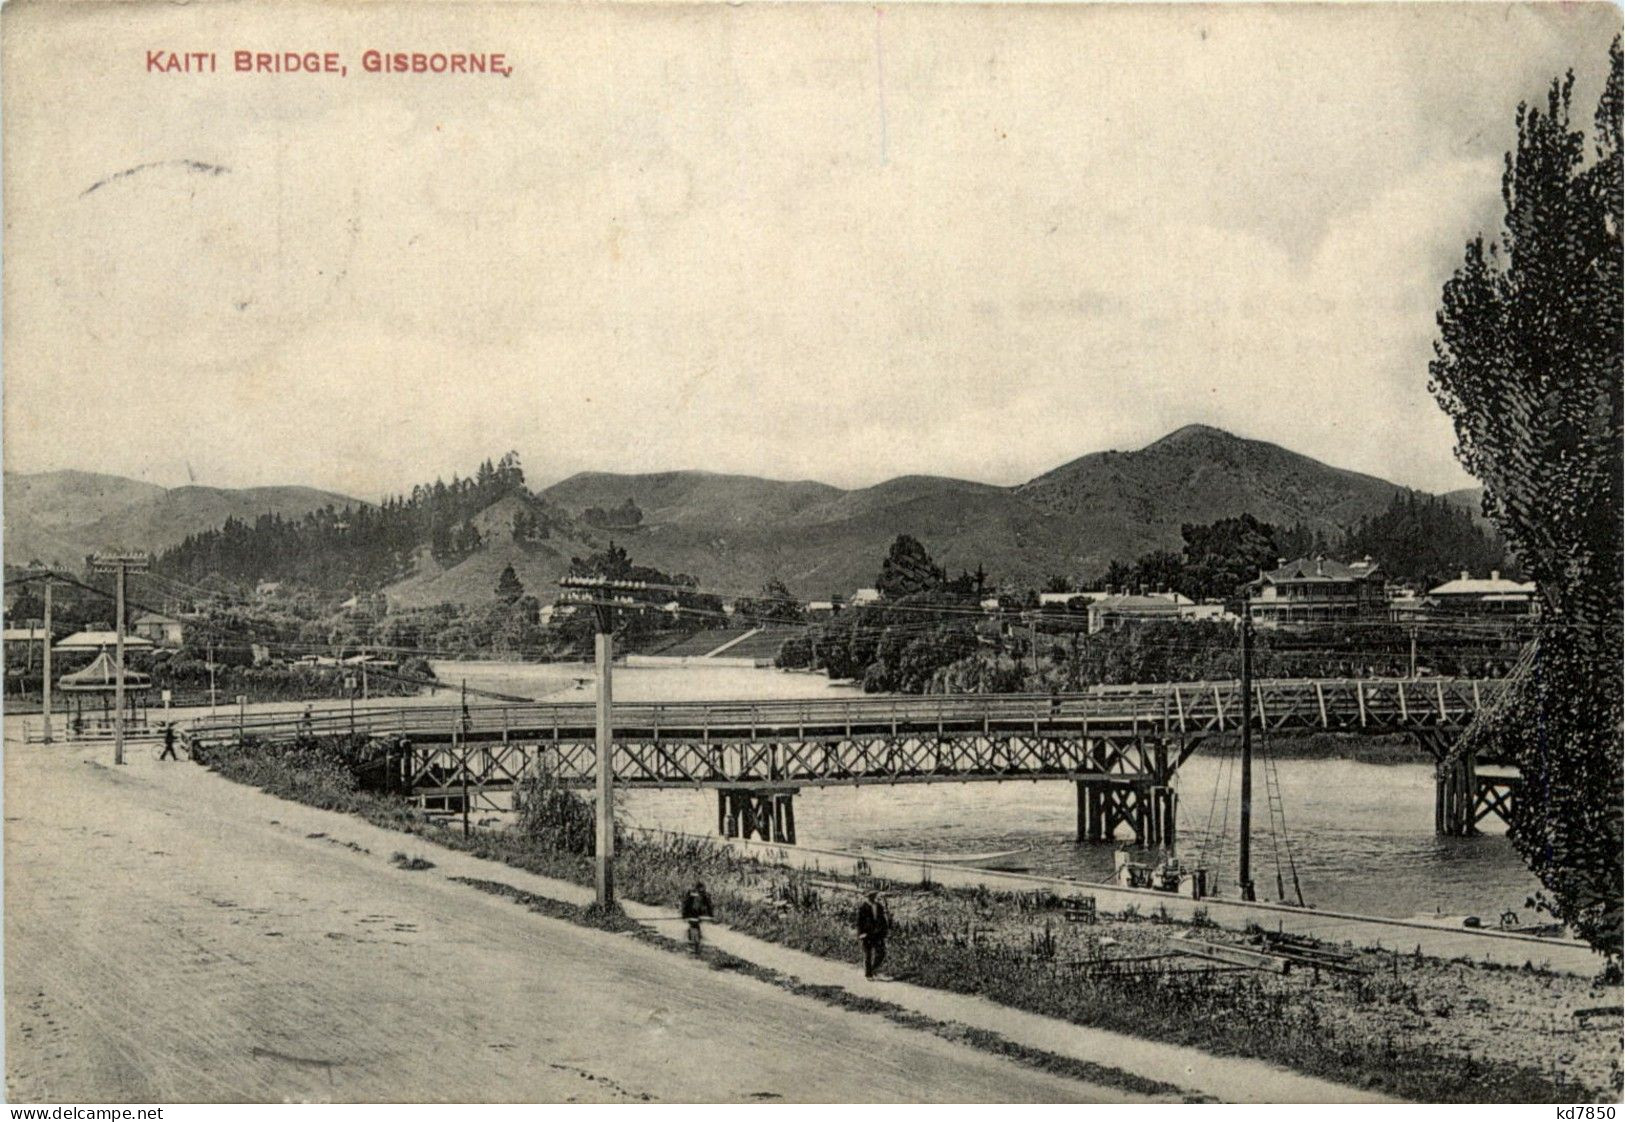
[58,652,152,736]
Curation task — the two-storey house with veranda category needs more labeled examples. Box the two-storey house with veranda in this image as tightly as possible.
[1247,555,1386,631]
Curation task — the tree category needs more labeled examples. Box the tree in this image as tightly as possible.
[736,577,804,625]
[1429,38,1622,955]
[1179,514,1280,601]
[875,535,946,600]
[495,564,525,603]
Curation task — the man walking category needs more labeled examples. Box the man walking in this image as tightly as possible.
[158,722,179,761]
[680,880,714,956]
[857,889,890,979]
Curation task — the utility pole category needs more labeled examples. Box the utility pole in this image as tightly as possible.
[40,573,60,743]
[1408,626,1418,679]
[1238,598,1256,902]
[90,552,150,766]
[559,574,647,909]
[208,641,218,714]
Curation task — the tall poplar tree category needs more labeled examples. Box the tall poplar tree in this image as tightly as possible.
[1430,38,1623,955]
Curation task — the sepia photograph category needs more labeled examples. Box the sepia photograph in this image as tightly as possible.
[1,0,1621,1109]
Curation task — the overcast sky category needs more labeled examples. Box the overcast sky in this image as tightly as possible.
[4,2,1619,500]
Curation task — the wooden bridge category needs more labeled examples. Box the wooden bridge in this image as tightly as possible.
[186,676,1512,845]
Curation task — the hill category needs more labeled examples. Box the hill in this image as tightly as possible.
[526,425,1411,597]
[1016,424,1402,558]
[18,427,1488,605]
[3,473,364,566]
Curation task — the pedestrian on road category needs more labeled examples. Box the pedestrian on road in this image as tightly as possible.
[857,889,890,978]
[680,880,714,956]
[158,722,179,760]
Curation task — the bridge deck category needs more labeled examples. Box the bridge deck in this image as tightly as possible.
[186,677,1500,796]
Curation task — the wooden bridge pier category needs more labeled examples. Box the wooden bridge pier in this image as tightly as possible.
[718,788,798,844]
[1436,752,1520,836]
[1075,778,1177,847]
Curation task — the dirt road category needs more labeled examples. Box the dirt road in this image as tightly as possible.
[4,735,1137,1103]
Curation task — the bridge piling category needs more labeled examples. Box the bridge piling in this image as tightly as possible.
[718,789,798,844]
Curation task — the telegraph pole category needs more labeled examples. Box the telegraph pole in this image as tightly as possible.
[43,578,53,742]
[1238,598,1256,902]
[91,552,150,765]
[558,574,647,908]
[39,572,62,743]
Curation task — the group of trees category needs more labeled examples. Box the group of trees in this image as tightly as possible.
[580,498,644,530]
[778,536,1000,692]
[155,451,533,591]
[1088,500,1509,608]
[1341,492,1511,587]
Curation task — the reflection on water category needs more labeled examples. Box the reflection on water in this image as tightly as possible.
[433,660,1543,921]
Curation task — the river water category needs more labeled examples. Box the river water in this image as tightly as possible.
[431,659,1543,923]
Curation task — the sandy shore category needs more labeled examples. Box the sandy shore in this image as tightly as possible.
[3,733,1128,1103]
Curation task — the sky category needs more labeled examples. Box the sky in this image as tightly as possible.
[3,1,1619,501]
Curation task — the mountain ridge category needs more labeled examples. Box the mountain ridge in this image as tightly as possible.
[7,427,1487,603]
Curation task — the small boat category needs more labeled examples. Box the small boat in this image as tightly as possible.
[869,846,1030,867]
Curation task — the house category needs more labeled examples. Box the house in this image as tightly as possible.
[1248,555,1387,631]
[806,601,838,620]
[1426,571,1540,618]
[1178,600,1232,623]
[850,588,882,606]
[3,625,47,667]
[53,630,155,653]
[1086,594,1182,634]
[1038,590,1112,610]
[131,611,185,646]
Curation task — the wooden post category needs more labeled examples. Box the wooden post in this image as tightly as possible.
[41,579,54,744]
[114,566,126,764]
[1238,606,1256,901]
[595,630,615,907]
[461,739,471,839]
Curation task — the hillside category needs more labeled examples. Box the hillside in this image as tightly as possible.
[3,473,364,566]
[1017,424,1402,542]
[525,426,1413,597]
[17,427,1485,605]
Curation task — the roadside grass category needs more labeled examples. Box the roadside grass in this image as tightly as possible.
[390,852,436,871]
[201,736,1607,1104]
[445,875,1193,1101]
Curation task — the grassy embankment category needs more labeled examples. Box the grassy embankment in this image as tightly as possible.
[200,737,1617,1103]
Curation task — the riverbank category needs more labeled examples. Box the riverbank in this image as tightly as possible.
[198,735,1621,1102]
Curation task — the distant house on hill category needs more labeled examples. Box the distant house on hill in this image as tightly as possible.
[806,601,838,619]
[850,588,882,606]
[131,612,185,646]
[1426,571,1540,618]
[1248,555,1386,631]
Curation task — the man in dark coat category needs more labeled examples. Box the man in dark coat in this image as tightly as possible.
[680,880,714,955]
[857,889,890,978]
[158,723,179,760]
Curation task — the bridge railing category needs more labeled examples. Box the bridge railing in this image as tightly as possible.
[184,676,1501,750]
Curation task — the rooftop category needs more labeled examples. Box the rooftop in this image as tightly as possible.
[1260,556,1382,584]
[1429,571,1537,597]
[54,631,155,651]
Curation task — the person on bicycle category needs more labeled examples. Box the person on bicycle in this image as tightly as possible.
[680,880,714,955]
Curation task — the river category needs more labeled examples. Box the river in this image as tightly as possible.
[430,659,1544,923]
